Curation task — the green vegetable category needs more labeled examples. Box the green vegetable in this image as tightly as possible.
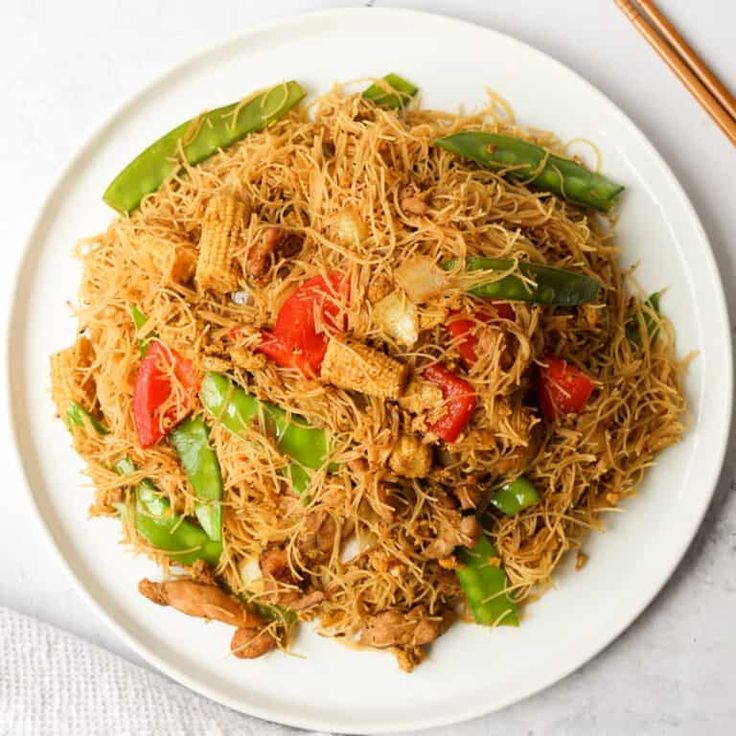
[130,304,155,356]
[248,598,297,626]
[66,401,108,435]
[435,131,624,212]
[490,476,540,516]
[626,291,662,344]
[456,533,518,626]
[170,416,223,542]
[104,81,306,213]
[200,372,332,494]
[362,73,418,109]
[445,256,600,306]
[116,457,221,566]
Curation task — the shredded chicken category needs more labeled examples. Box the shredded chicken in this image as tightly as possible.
[388,435,433,478]
[296,510,338,567]
[138,578,263,629]
[360,605,445,649]
[231,626,278,659]
[247,226,303,282]
[423,506,481,560]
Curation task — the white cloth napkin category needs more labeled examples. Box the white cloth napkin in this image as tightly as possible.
[0,607,329,736]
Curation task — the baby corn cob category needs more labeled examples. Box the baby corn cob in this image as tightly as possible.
[50,346,76,419]
[321,340,408,399]
[196,192,248,292]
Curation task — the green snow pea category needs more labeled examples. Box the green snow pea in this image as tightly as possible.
[445,256,600,306]
[115,457,221,566]
[489,476,540,516]
[435,131,624,212]
[170,416,223,542]
[130,304,155,356]
[104,81,306,213]
[362,73,418,109]
[66,401,108,436]
[456,533,519,626]
[626,291,663,345]
[200,372,332,494]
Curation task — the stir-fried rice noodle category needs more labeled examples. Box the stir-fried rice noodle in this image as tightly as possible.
[53,85,686,669]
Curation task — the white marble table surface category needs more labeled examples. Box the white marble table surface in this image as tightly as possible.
[1,0,734,733]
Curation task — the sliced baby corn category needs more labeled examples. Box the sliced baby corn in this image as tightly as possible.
[321,339,408,399]
[50,346,77,419]
[196,192,249,292]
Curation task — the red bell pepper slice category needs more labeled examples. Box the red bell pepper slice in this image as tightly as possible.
[537,356,595,420]
[423,364,477,443]
[133,340,197,448]
[446,302,515,366]
[257,273,347,376]
[258,329,326,377]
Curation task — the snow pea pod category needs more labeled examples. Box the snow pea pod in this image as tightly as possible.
[130,304,155,356]
[435,131,624,212]
[66,401,108,435]
[456,533,518,626]
[116,457,221,566]
[489,476,540,516]
[171,416,223,542]
[445,256,600,306]
[626,291,662,344]
[104,81,306,213]
[362,73,418,109]
[200,372,332,494]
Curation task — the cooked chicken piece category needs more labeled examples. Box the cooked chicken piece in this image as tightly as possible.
[401,196,428,215]
[476,325,513,370]
[259,543,325,609]
[367,273,393,304]
[582,303,599,329]
[424,511,480,560]
[260,544,295,586]
[230,347,267,372]
[202,355,231,373]
[360,605,444,648]
[392,645,425,673]
[454,477,485,511]
[138,579,263,629]
[374,483,399,522]
[230,626,278,659]
[388,435,432,478]
[296,510,338,567]
[246,226,303,282]
[418,304,448,331]
[399,185,430,216]
[287,590,325,612]
[398,377,443,415]
[189,560,217,586]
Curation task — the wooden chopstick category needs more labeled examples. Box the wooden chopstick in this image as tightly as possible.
[636,0,736,121]
[615,0,736,146]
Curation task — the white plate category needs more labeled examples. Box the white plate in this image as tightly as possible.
[8,8,732,734]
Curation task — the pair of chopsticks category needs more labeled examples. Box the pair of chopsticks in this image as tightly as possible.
[615,0,736,146]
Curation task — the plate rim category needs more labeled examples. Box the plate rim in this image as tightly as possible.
[6,7,733,733]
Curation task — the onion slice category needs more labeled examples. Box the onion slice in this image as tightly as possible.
[373,291,419,347]
[395,255,448,303]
